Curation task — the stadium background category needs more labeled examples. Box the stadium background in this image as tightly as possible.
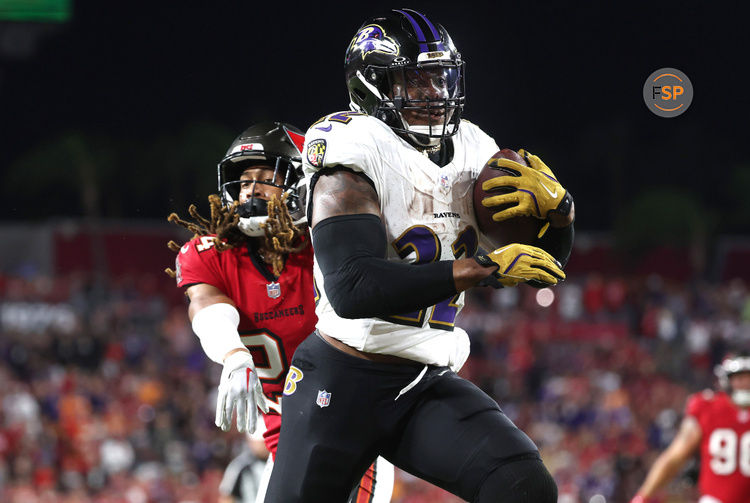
[0,1,748,501]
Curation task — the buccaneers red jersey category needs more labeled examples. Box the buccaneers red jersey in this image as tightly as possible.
[687,390,750,503]
[175,234,317,455]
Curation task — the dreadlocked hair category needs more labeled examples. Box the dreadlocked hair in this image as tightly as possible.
[164,193,308,279]
[262,193,309,277]
[164,194,245,278]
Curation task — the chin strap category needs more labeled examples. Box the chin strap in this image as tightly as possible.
[396,115,442,148]
[237,198,268,218]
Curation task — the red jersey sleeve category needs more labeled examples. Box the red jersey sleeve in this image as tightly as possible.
[174,236,228,292]
[685,389,714,422]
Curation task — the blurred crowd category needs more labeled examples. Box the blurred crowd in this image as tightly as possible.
[0,273,236,502]
[0,270,748,503]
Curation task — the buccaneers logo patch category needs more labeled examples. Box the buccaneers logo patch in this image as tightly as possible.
[307,139,327,168]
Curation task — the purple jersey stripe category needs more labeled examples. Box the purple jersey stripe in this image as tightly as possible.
[413,10,445,50]
[395,9,429,52]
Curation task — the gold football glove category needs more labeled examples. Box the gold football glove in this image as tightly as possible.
[481,150,572,222]
[475,243,565,288]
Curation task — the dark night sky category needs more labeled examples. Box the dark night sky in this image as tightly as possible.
[1,1,748,231]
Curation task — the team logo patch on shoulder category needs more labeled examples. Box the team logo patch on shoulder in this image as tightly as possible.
[174,256,182,284]
[316,390,331,408]
[283,366,304,396]
[701,389,715,399]
[307,139,327,168]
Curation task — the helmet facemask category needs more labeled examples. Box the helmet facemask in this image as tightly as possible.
[352,59,465,148]
[218,155,304,237]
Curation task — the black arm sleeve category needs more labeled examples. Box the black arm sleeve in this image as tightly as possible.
[312,214,457,319]
[534,221,574,267]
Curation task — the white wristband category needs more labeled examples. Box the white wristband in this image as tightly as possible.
[191,303,246,364]
[223,350,253,371]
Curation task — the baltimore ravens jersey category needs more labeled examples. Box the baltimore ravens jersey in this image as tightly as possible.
[303,112,499,368]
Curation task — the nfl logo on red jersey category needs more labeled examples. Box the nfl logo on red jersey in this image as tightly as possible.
[316,390,331,408]
[266,282,281,299]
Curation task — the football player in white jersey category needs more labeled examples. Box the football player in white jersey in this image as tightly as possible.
[266,9,574,503]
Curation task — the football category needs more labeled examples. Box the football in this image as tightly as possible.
[473,149,543,249]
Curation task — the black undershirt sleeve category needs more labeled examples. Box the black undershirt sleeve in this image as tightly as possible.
[534,222,574,267]
[311,214,457,319]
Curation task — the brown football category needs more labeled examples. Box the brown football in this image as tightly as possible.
[473,149,543,249]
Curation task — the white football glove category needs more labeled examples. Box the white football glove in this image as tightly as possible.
[215,351,269,433]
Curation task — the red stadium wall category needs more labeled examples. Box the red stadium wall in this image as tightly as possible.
[0,222,747,284]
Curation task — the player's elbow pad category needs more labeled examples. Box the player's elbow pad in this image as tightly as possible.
[312,214,456,319]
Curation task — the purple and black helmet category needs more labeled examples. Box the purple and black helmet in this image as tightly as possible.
[344,9,465,147]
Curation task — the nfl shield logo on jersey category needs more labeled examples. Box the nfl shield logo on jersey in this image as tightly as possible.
[266,282,281,299]
[316,390,331,408]
[439,173,450,190]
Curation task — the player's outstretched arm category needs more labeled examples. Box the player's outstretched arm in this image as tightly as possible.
[310,169,547,319]
[631,416,701,501]
[187,284,268,433]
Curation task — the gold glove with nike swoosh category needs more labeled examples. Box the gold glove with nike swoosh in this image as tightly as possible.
[474,243,566,288]
[481,149,573,222]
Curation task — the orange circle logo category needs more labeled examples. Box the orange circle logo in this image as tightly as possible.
[643,68,693,118]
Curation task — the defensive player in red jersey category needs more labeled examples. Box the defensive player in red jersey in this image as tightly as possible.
[166,122,393,502]
[632,352,750,503]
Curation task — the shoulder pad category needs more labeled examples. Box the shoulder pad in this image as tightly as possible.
[174,234,225,288]
[302,112,391,190]
[457,118,497,146]
[184,234,221,254]
[686,389,715,417]
[309,110,369,128]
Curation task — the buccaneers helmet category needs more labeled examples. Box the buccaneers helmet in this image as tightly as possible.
[344,8,465,148]
[218,122,306,237]
[715,352,750,407]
